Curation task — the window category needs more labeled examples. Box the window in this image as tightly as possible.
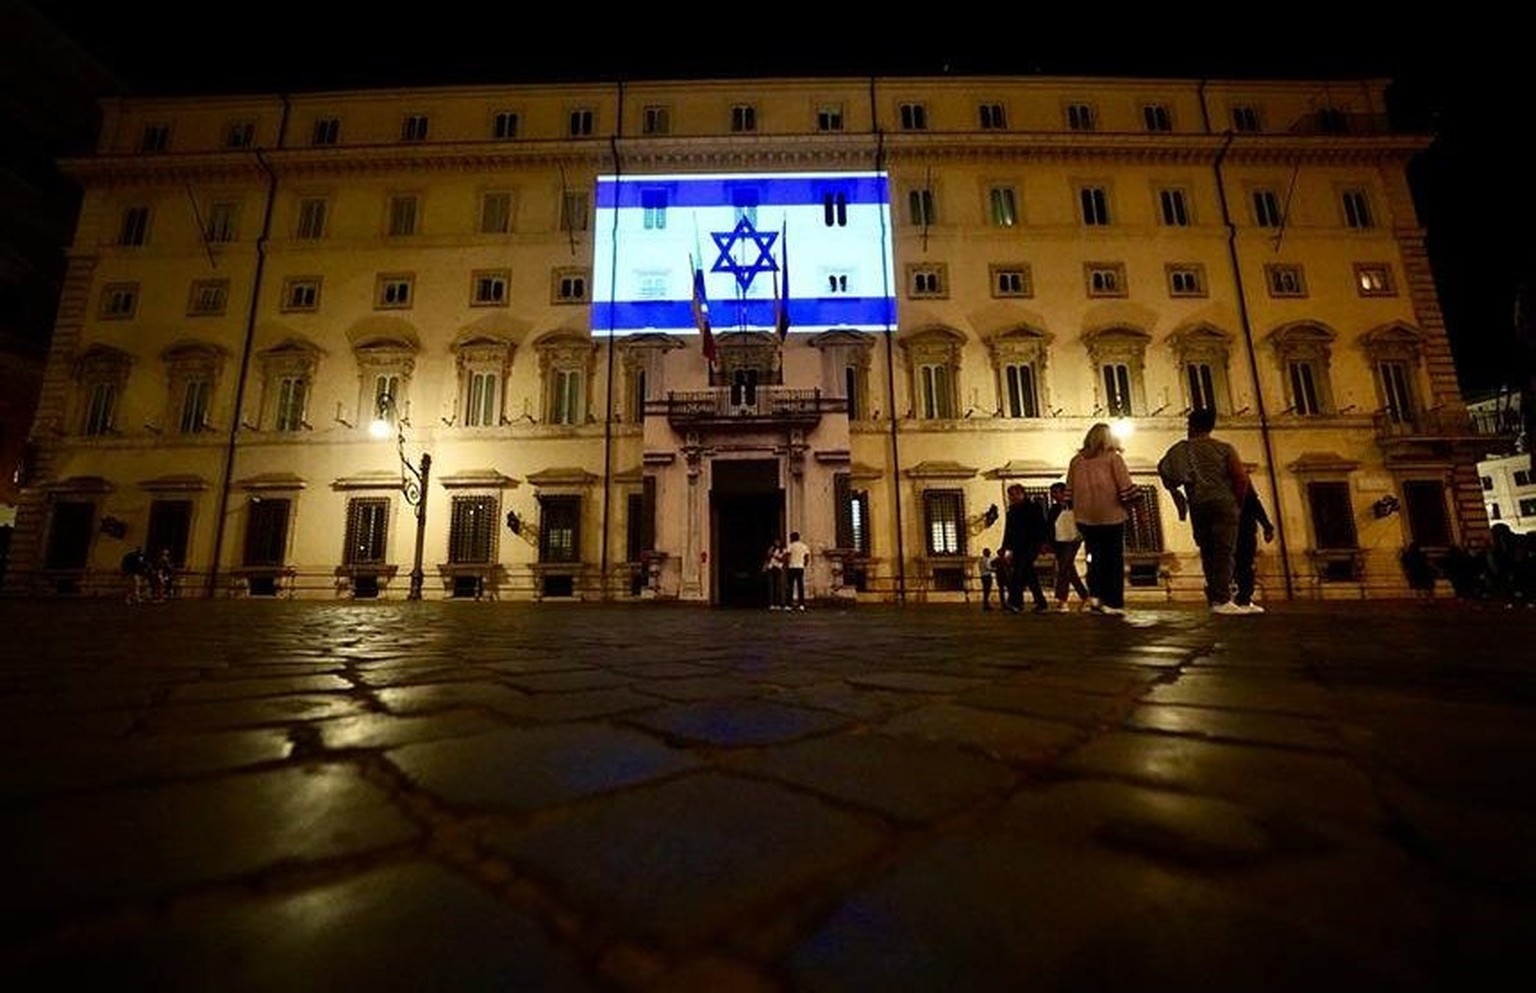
[1085,263,1126,297]
[82,382,117,436]
[471,270,509,306]
[479,191,512,234]
[1186,363,1218,412]
[899,103,928,130]
[1158,188,1190,226]
[1341,188,1375,229]
[99,282,138,319]
[832,473,870,554]
[188,279,229,315]
[177,378,213,434]
[842,365,862,419]
[550,369,583,424]
[1102,364,1133,416]
[641,189,668,230]
[401,114,429,142]
[1123,486,1166,558]
[817,104,844,132]
[1355,263,1395,296]
[243,498,290,567]
[1252,189,1283,228]
[554,268,590,303]
[344,498,389,566]
[1515,470,1533,487]
[1168,326,1232,416]
[1522,498,1536,517]
[1377,360,1416,423]
[539,495,581,562]
[1481,475,1494,490]
[978,103,1006,130]
[1403,480,1452,548]
[568,108,594,136]
[204,201,238,243]
[923,490,964,555]
[1491,503,1502,520]
[917,364,953,419]
[492,110,519,139]
[1288,362,1323,415]
[1306,481,1358,550]
[1002,363,1040,418]
[907,264,946,298]
[272,374,308,432]
[560,191,589,232]
[821,191,848,227]
[1231,105,1261,132]
[731,104,756,133]
[449,496,496,563]
[1142,104,1172,132]
[1266,264,1307,297]
[1066,102,1095,131]
[225,120,255,148]
[463,370,499,427]
[1079,186,1110,226]
[119,206,150,246]
[908,188,936,226]
[295,197,328,240]
[140,123,170,152]
[642,106,670,135]
[281,277,321,312]
[375,274,414,309]
[1167,264,1206,297]
[146,499,192,567]
[988,186,1018,227]
[990,265,1032,298]
[387,195,419,236]
[626,479,655,562]
[312,117,340,145]
[45,501,95,569]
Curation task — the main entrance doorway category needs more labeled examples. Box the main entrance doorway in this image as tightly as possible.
[711,459,782,608]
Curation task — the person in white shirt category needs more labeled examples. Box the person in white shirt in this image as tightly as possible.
[784,531,811,610]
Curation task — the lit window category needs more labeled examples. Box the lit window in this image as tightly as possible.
[988,186,1018,227]
[1355,263,1395,296]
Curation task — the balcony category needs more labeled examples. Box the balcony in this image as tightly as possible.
[1372,407,1520,461]
[657,387,840,430]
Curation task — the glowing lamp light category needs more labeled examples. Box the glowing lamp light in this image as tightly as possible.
[1110,418,1135,441]
[368,417,392,439]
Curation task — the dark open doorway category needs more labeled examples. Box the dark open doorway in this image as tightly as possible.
[711,459,782,608]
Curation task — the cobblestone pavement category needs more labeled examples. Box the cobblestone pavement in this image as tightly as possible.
[0,596,1533,992]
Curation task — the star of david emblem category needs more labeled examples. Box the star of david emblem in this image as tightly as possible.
[709,217,780,293]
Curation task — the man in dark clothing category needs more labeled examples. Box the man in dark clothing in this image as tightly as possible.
[1000,483,1050,613]
[1233,488,1275,611]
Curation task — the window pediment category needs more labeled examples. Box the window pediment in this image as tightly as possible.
[1167,323,1232,362]
[987,325,1052,364]
[1083,326,1150,364]
[258,338,322,378]
[1360,323,1421,362]
[75,344,132,380]
[899,326,965,364]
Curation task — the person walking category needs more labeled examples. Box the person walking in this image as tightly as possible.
[1065,422,1139,616]
[1046,481,1090,612]
[784,531,811,610]
[979,547,996,610]
[1000,483,1051,613]
[1158,407,1252,615]
[1234,487,1275,612]
[764,538,786,610]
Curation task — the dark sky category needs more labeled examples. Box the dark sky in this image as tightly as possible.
[26,5,1531,394]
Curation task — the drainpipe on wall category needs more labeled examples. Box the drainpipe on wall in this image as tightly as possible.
[870,75,906,603]
[206,95,287,597]
[598,109,624,600]
[1200,81,1294,599]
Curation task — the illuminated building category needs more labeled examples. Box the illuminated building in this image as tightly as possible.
[6,74,1512,602]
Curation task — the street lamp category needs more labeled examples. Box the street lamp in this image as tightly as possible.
[370,394,430,601]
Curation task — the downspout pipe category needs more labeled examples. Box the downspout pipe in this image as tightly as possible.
[1201,81,1294,599]
[871,75,906,604]
[598,84,624,600]
[206,95,287,597]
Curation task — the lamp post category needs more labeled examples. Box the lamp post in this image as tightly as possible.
[371,394,430,601]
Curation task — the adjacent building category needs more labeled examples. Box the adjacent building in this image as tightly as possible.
[6,73,1515,602]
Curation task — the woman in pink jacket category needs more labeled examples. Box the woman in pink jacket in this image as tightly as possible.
[1065,422,1138,615]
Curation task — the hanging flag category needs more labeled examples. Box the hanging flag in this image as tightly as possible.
[774,220,790,342]
[690,251,716,367]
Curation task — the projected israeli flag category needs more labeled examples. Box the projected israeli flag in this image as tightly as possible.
[591,171,897,337]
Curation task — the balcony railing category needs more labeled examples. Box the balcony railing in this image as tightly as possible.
[658,387,838,427]
[1373,407,1521,457]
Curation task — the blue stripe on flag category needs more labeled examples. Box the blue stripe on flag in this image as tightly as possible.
[592,297,896,334]
[596,174,889,209]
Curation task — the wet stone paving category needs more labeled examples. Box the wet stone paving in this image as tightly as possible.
[0,597,1533,991]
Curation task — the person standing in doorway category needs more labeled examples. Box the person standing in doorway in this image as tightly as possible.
[764,538,786,610]
[1158,407,1251,615]
[1046,481,1090,612]
[1234,487,1275,612]
[1000,483,1050,613]
[1065,422,1138,616]
[784,531,811,610]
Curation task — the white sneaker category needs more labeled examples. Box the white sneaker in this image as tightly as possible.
[1098,605,1125,616]
[1238,602,1265,614]
[1210,601,1247,616]
[1055,601,1070,613]
[796,605,806,611]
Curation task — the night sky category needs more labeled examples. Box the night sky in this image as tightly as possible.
[26,7,1532,395]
